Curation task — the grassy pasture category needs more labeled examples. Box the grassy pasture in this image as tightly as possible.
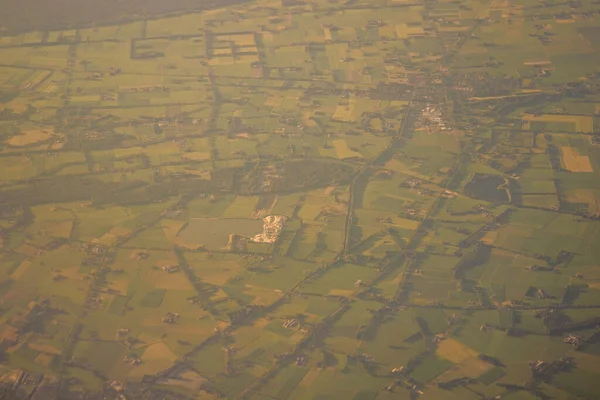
[522,114,593,133]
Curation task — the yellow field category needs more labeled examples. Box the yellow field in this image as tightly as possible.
[107,279,128,295]
[92,227,132,245]
[5,129,52,147]
[216,34,256,46]
[264,95,284,107]
[182,151,211,161]
[331,105,355,122]
[129,341,178,379]
[212,48,232,56]
[161,219,186,241]
[11,260,32,280]
[436,338,479,363]
[333,139,363,159]
[34,353,55,367]
[70,95,101,103]
[434,356,492,382]
[522,113,593,133]
[524,61,552,66]
[151,271,194,291]
[561,146,594,172]
[29,342,62,355]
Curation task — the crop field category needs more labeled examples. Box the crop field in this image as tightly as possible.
[1,0,600,398]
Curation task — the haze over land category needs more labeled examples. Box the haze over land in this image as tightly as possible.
[0,0,600,399]
[0,0,250,33]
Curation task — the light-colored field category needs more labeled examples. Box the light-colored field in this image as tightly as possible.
[332,140,363,159]
[264,94,284,108]
[216,34,256,46]
[29,342,62,355]
[129,341,178,379]
[522,114,593,133]
[52,220,74,238]
[212,48,232,56]
[108,279,128,295]
[299,368,321,387]
[151,271,194,291]
[181,152,211,161]
[561,146,594,172]
[434,356,492,382]
[161,219,186,242]
[5,130,52,147]
[436,338,479,363]
[331,102,356,122]
[92,227,132,246]
[34,353,55,367]
[523,61,552,66]
[178,218,263,249]
[11,260,31,280]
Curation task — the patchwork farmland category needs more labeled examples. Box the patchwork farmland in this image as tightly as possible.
[0,0,600,399]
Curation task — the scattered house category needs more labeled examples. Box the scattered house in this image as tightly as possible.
[354,280,364,288]
[383,384,395,392]
[162,312,179,324]
[117,329,130,338]
[433,334,445,344]
[162,265,179,273]
[282,319,298,329]
[296,354,307,366]
[536,289,549,299]
[529,360,547,372]
[390,366,404,375]
[377,217,392,223]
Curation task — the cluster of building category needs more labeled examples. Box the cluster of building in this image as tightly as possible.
[123,355,141,366]
[251,215,286,244]
[419,104,450,131]
[563,334,582,346]
[162,312,179,324]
